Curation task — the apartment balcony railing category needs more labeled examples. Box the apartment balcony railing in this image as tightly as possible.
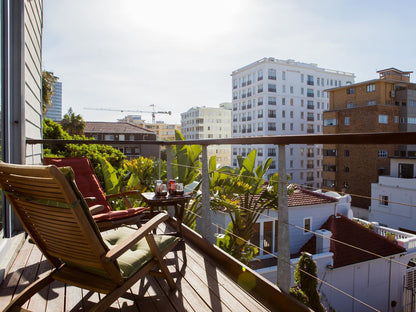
[353,218,416,251]
[24,131,416,306]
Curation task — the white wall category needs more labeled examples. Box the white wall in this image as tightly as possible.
[24,0,43,164]
[369,177,416,231]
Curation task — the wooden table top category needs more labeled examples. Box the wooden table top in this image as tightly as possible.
[141,192,191,205]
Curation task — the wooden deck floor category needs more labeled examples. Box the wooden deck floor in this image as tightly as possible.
[0,233,271,312]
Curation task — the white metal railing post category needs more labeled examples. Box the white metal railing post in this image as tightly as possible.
[166,145,172,180]
[277,144,290,293]
[201,145,215,243]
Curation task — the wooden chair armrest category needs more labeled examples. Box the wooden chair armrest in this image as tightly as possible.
[84,196,97,203]
[89,204,105,215]
[105,211,170,262]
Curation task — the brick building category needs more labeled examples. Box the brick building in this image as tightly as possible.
[84,122,158,159]
[322,68,416,208]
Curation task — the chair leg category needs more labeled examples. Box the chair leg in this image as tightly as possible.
[3,270,55,312]
[145,235,176,290]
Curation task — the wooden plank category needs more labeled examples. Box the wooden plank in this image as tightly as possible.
[64,284,84,311]
[25,253,52,311]
[0,240,35,308]
[45,280,65,312]
[153,252,210,312]
[129,277,159,312]
[116,289,140,312]
[184,243,269,312]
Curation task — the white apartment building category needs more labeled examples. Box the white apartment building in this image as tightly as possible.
[181,103,232,167]
[231,57,355,188]
[369,157,416,232]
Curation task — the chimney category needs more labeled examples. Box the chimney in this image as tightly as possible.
[316,229,332,254]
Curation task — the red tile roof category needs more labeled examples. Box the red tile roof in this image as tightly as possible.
[288,188,338,207]
[85,122,155,134]
[300,214,406,268]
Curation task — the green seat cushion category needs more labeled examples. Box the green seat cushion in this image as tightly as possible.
[103,227,178,278]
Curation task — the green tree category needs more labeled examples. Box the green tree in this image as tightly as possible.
[42,71,57,113]
[290,253,326,312]
[61,108,86,136]
[43,118,125,186]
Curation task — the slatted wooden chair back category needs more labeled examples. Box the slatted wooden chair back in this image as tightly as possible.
[0,163,123,284]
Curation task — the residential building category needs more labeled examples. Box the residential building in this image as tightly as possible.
[231,57,355,187]
[84,122,158,159]
[44,73,62,121]
[119,115,180,141]
[212,187,352,260]
[293,216,416,312]
[369,157,416,233]
[322,68,416,208]
[181,103,232,167]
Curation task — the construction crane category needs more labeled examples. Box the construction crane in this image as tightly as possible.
[84,104,171,124]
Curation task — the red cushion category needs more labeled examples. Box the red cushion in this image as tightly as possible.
[43,157,111,213]
[93,207,148,222]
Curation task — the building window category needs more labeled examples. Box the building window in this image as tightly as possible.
[408,117,416,124]
[344,117,350,125]
[346,87,355,94]
[344,149,350,157]
[307,75,314,86]
[282,98,286,105]
[378,115,388,124]
[347,103,355,108]
[394,116,399,123]
[367,100,376,106]
[290,86,294,94]
[268,96,277,105]
[258,70,263,81]
[258,84,263,93]
[105,134,114,140]
[366,84,375,92]
[268,84,276,92]
[307,89,314,97]
[324,118,337,126]
[301,73,304,83]
[282,123,286,130]
[378,150,388,158]
[282,71,286,80]
[268,110,276,118]
[258,97,263,106]
[268,148,276,156]
[399,163,414,178]
[258,123,263,131]
[268,69,276,80]
[282,110,286,118]
[303,218,311,233]
[268,122,276,131]
[379,195,389,206]
[258,110,263,118]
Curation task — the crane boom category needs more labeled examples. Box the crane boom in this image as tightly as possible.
[83,107,172,124]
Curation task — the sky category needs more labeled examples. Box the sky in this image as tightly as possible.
[42,0,416,125]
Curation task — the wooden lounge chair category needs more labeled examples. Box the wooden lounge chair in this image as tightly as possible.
[0,162,179,312]
[43,156,148,231]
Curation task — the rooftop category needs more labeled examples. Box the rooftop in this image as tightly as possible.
[300,214,406,268]
[288,188,338,207]
[85,122,156,134]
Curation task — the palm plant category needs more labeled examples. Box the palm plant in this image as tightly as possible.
[61,108,86,136]
[211,150,289,264]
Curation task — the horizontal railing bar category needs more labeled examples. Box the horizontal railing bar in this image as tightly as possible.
[27,132,416,146]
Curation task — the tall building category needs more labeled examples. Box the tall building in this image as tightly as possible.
[44,73,62,121]
[231,57,355,187]
[181,103,232,167]
[322,68,416,208]
[119,115,180,141]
